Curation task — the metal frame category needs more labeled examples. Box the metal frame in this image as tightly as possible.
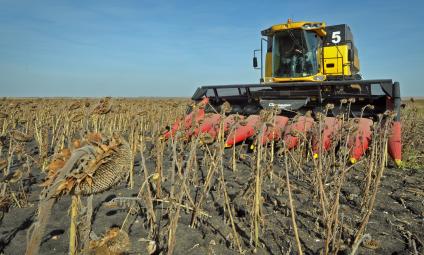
[191,79,401,118]
[193,79,394,99]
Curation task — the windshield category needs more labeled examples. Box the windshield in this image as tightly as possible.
[272,30,320,78]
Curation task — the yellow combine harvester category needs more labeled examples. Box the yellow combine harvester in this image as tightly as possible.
[166,19,402,165]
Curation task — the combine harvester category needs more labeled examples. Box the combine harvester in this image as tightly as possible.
[164,19,402,166]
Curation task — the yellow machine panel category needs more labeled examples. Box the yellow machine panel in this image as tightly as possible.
[322,45,351,76]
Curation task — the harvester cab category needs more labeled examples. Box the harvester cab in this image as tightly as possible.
[259,20,359,83]
[164,19,402,167]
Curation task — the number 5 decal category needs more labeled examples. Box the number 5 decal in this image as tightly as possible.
[332,31,341,44]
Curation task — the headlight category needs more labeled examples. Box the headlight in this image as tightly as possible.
[302,23,311,29]
[313,75,325,81]
[304,23,322,29]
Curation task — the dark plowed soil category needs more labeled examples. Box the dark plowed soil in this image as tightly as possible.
[1,141,423,255]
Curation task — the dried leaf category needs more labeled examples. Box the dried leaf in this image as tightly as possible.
[9,130,32,142]
[72,139,82,149]
[1,170,22,183]
[69,101,82,110]
[363,239,380,249]
[8,170,23,183]
[84,175,94,187]
[54,178,75,195]
[0,160,7,170]
[70,113,84,122]
[99,144,110,152]
[86,132,103,144]
[47,159,65,173]
[60,148,71,159]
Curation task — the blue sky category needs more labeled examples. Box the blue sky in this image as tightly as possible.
[0,0,423,97]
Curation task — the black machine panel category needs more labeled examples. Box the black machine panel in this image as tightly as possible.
[324,24,354,46]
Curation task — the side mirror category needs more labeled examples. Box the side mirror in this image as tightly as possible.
[253,56,258,68]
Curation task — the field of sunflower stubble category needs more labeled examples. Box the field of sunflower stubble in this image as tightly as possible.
[0,97,423,255]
